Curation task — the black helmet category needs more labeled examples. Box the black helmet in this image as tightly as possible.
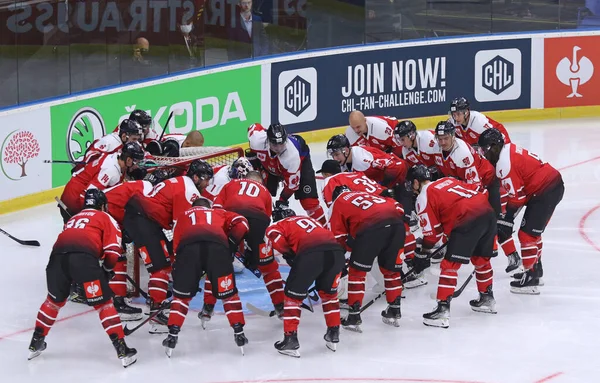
[326,134,350,156]
[83,189,108,211]
[161,138,180,157]
[434,120,455,137]
[394,120,417,139]
[406,164,432,183]
[272,206,296,222]
[187,159,213,180]
[478,128,504,150]
[121,141,145,161]
[145,140,162,156]
[331,185,351,202]
[267,123,288,145]
[450,97,470,113]
[119,119,143,136]
[129,109,152,128]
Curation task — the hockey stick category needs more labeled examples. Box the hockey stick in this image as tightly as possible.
[246,300,314,317]
[44,159,85,165]
[55,197,70,217]
[157,108,185,142]
[0,227,41,247]
[123,301,170,336]
[125,274,150,300]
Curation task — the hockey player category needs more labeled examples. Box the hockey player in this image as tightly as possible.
[326,134,413,223]
[478,128,564,294]
[122,159,213,333]
[203,170,285,322]
[317,159,422,288]
[408,165,497,328]
[265,207,345,357]
[203,157,254,201]
[345,111,398,153]
[163,198,250,357]
[247,123,326,224]
[28,189,137,367]
[448,97,511,146]
[393,120,440,171]
[103,177,167,321]
[128,109,153,139]
[433,121,520,272]
[84,119,143,163]
[60,141,146,223]
[328,187,405,332]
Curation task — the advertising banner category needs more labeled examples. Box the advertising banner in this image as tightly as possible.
[50,65,261,187]
[0,108,52,202]
[271,38,531,133]
[544,35,600,108]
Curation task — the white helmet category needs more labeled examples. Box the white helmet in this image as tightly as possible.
[228,157,254,179]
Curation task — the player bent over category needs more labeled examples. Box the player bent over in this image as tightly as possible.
[479,129,564,294]
[329,187,406,332]
[163,198,250,357]
[28,190,137,367]
[207,171,285,322]
[265,207,345,357]
[123,160,212,333]
[407,165,497,328]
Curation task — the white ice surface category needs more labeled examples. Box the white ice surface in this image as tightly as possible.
[1,118,600,383]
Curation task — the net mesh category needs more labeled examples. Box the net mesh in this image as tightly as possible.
[125,146,244,296]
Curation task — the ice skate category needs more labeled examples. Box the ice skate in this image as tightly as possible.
[274,331,300,358]
[423,300,450,328]
[403,270,427,289]
[149,302,169,334]
[110,334,137,368]
[341,302,362,333]
[510,268,540,295]
[324,326,339,352]
[469,286,497,314]
[233,323,248,355]
[381,296,402,327]
[162,325,180,358]
[27,327,47,360]
[505,252,522,274]
[114,297,143,321]
[198,303,214,329]
[513,259,544,286]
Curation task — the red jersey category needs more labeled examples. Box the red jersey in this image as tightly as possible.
[449,111,511,146]
[347,146,408,188]
[132,176,202,230]
[433,138,495,188]
[400,130,440,168]
[104,180,154,224]
[345,116,398,152]
[61,153,124,214]
[214,179,272,220]
[172,206,249,253]
[415,178,491,248]
[265,216,341,257]
[248,123,308,200]
[321,172,385,208]
[328,191,404,249]
[52,209,122,265]
[495,143,562,211]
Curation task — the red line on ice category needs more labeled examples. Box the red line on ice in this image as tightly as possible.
[0,308,95,341]
[533,372,564,383]
[579,204,600,253]
[557,155,600,171]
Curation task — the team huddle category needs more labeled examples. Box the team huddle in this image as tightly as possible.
[27,99,564,367]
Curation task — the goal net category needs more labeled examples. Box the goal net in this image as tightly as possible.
[125,146,244,297]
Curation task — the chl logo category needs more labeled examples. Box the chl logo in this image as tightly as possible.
[474,49,522,102]
[278,68,317,125]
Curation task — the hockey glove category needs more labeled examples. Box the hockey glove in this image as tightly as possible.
[128,167,148,181]
[411,256,430,274]
[497,214,515,241]
[245,149,263,170]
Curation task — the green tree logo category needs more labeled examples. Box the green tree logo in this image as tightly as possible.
[67,108,105,162]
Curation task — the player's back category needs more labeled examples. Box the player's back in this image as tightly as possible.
[418,178,490,235]
[330,191,404,237]
[173,206,244,251]
[267,216,339,255]
[105,180,153,224]
[214,179,272,220]
[53,209,120,257]
[322,172,385,207]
